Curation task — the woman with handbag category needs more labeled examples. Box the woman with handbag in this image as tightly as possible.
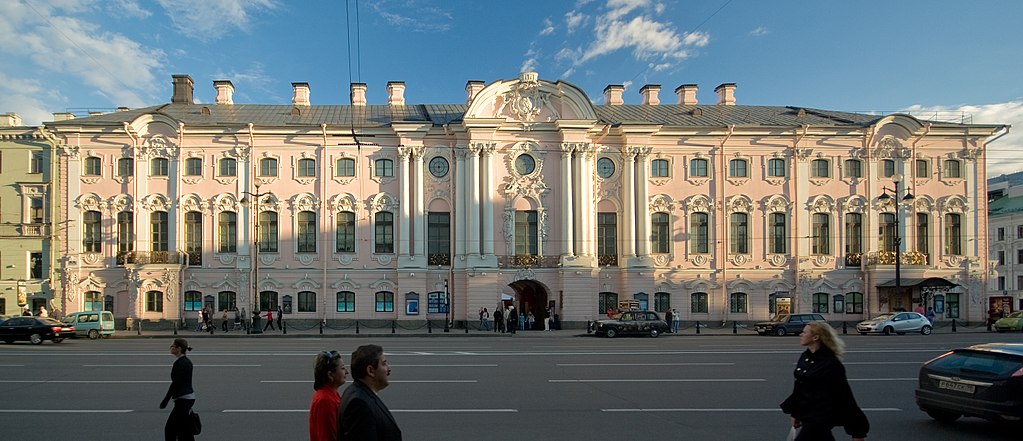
[160,338,196,441]
[780,322,868,441]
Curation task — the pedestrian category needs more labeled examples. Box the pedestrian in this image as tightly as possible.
[263,308,276,331]
[221,309,229,332]
[206,307,215,335]
[780,322,869,441]
[22,308,31,316]
[925,307,935,324]
[160,338,196,441]
[517,308,525,331]
[545,306,553,331]
[526,311,535,330]
[338,344,402,440]
[507,306,517,334]
[494,307,503,333]
[309,350,348,441]
[276,305,284,330]
[673,309,681,334]
[481,307,490,331]
[38,305,49,318]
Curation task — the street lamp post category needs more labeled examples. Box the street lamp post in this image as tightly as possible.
[241,183,272,334]
[878,173,915,310]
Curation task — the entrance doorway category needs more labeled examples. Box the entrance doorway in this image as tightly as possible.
[508,280,549,330]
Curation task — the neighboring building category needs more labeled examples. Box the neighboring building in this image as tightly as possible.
[44,73,1006,328]
[987,171,1023,316]
[0,113,59,318]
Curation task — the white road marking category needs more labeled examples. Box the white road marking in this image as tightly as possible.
[0,380,168,383]
[223,409,308,413]
[0,409,134,413]
[391,364,497,367]
[224,408,517,413]
[556,362,735,367]
[260,379,478,384]
[0,364,25,367]
[550,378,765,383]
[82,364,262,367]
[603,407,902,412]
[844,361,923,365]
[849,378,917,381]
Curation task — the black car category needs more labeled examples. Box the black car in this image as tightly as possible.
[753,313,826,336]
[916,343,1023,423]
[0,317,74,345]
[590,310,669,338]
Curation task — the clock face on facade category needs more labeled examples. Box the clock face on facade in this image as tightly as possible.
[429,156,449,178]
[515,154,536,175]
[597,157,615,178]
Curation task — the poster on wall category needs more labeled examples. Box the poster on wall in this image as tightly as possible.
[406,299,419,315]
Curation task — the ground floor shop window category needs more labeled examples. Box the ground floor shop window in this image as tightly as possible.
[598,292,618,314]
[146,291,163,312]
[845,292,863,314]
[946,293,960,318]
[692,292,708,313]
[730,292,747,313]
[336,291,355,312]
[427,291,447,314]
[298,291,316,312]
[653,292,670,313]
[375,291,394,312]
[813,293,829,313]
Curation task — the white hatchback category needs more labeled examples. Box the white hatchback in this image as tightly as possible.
[857,312,933,335]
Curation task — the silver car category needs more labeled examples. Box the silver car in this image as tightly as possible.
[857,312,933,335]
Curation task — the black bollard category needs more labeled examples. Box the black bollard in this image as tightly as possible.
[137,320,142,336]
[282,320,287,335]
[842,321,847,334]
[733,321,738,334]
[356,320,360,334]
[696,320,701,334]
[392,320,396,334]
[465,322,469,334]
[952,318,957,333]
[428,320,432,333]
[319,320,324,335]
[173,320,178,335]
[586,320,592,334]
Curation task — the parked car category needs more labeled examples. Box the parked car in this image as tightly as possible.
[916,343,1023,423]
[590,310,669,338]
[856,312,932,335]
[994,311,1023,333]
[754,313,826,336]
[61,311,116,339]
[0,317,75,344]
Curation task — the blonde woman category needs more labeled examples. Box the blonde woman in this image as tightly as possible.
[781,322,869,441]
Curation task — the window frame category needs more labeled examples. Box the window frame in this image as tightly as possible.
[150,157,169,177]
[767,158,786,177]
[375,159,394,178]
[297,211,316,253]
[844,159,862,178]
[146,291,164,312]
[298,291,316,312]
[374,211,395,254]
[117,157,134,177]
[297,158,316,177]
[651,159,670,178]
[813,293,829,313]
[260,158,279,177]
[336,158,356,177]
[769,212,787,254]
[689,158,708,177]
[375,291,395,312]
[218,158,237,177]
[336,211,356,253]
[218,211,238,253]
[811,158,830,178]
[729,292,748,313]
[691,292,709,314]
[729,212,749,254]
[728,158,748,178]
[651,212,670,254]
[336,291,355,312]
[184,157,203,176]
[690,212,709,254]
[811,213,830,255]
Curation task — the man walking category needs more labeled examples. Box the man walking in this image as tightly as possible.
[338,344,401,440]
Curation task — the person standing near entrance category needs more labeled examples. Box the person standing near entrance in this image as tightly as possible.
[338,344,401,440]
[263,308,276,331]
[494,307,503,333]
[276,305,284,330]
[507,306,518,334]
[160,338,195,441]
[672,309,681,334]
[781,322,868,441]
[480,308,490,331]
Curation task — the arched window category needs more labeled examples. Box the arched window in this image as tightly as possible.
[83,210,102,252]
[514,210,538,256]
[117,211,134,262]
[150,158,169,176]
[375,159,394,177]
[84,156,102,176]
[336,158,356,177]
[767,158,786,177]
[185,157,203,176]
[691,292,709,313]
[219,158,237,176]
[375,212,395,253]
[916,159,930,179]
[811,213,830,255]
[730,213,749,254]
[336,211,356,253]
[146,291,163,312]
[690,158,708,177]
[260,158,278,177]
[184,291,202,311]
[375,291,394,312]
[336,291,355,312]
[219,212,237,253]
[651,159,670,177]
[298,291,316,312]
[811,159,830,178]
[729,158,748,177]
[297,211,316,252]
[769,212,787,254]
[218,291,237,311]
[813,293,829,313]
[184,211,202,265]
[259,291,279,312]
[845,213,862,258]
[729,292,748,313]
[297,158,316,177]
[691,212,709,253]
[651,213,670,254]
[845,292,863,314]
[84,291,102,311]
[654,292,670,313]
[598,292,619,314]
[258,211,278,252]
[917,213,930,263]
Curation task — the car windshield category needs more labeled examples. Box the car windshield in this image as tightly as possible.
[769,314,790,322]
[929,351,1023,379]
[870,314,895,321]
[1006,311,1023,319]
[61,316,75,324]
[38,317,62,326]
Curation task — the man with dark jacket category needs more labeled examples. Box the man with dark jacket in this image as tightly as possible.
[338,344,401,440]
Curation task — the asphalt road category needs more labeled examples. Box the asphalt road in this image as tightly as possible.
[1,332,1021,440]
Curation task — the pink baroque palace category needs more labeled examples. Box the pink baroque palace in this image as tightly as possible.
[43,72,1006,330]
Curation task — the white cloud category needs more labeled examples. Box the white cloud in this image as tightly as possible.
[156,0,277,40]
[0,72,61,125]
[369,0,452,33]
[212,62,280,103]
[540,18,555,36]
[108,0,152,19]
[606,0,651,20]
[579,14,694,64]
[749,26,768,37]
[904,101,1023,178]
[565,10,587,33]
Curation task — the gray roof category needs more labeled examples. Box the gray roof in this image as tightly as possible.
[47,102,893,129]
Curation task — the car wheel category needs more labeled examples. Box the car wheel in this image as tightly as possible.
[924,408,961,423]
[53,338,64,344]
[920,325,932,335]
[882,326,894,336]
[30,334,43,345]
[649,329,660,338]
[775,327,787,336]
[605,328,618,338]
[88,329,99,340]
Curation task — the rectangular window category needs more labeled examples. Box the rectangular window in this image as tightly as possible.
[30,197,44,223]
[83,211,102,252]
[946,293,960,318]
[427,212,451,265]
[813,293,829,313]
[729,159,748,177]
[219,158,236,176]
[336,211,356,253]
[1018,249,1023,266]
[769,213,786,254]
[297,211,316,253]
[998,227,1006,241]
[691,292,709,313]
[811,159,830,178]
[117,211,134,255]
[917,213,929,264]
[882,159,895,178]
[845,292,863,314]
[336,292,355,312]
[375,159,394,177]
[298,159,316,177]
[653,292,670,313]
[1017,275,1023,290]
[336,158,356,177]
[651,159,670,177]
[943,160,961,178]
[258,211,278,253]
[261,158,278,177]
[879,213,896,252]
[998,276,1006,291]
[916,159,929,179]
[730,213,749,254]
[597,213,617,264]
[30,153,43,174]
[184,291,202,311]
[185,158,202,176]
[298,291,316,312]
[84,157,102,176]
[729,293,748,313]
[218,212,237,253]
[375,292,394,312]
[944,214,962,255]
[844,159,862,178]
[691,212,709,253]
[29,252,43,279]
[767,158,785,177]
[998,250,1006,266]
[184,211,202,265]
[151,212,168,252]
[514,210,538,255]
[217,291,237,311]
[150,158,169,176]
[117,157,133,177]
[146,291,164,312]
[690,158,708,177]
[374,212,394,253]
[812,213,830,255]
[598,292,618,314]
[1018,225,1023,239]
[651,212,670,254]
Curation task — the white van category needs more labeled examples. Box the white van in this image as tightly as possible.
[61,311,115,339]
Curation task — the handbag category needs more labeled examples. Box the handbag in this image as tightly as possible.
[189,410,202,435]
[785,426,800,441]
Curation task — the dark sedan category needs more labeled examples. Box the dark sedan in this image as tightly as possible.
[0,317,74,345]
[590,310,669,338]
[916,343,1023,423]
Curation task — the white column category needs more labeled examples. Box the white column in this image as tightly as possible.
[467,143,482,256]
[560,144,575,257]
[481,144,495,257]
[579,144,596,256]
[622,147,637,258]
[572,148,584,255]
[413,147,426,258]
[398,147,412,258]
[454,148,467,257]
[635,148,651,257]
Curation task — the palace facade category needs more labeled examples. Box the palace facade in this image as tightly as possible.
[42,72,1006,328]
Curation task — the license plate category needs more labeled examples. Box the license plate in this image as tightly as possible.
[938,380,975,394]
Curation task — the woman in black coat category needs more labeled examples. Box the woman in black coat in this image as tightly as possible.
[160,338,196,441]
[781,322,868,441]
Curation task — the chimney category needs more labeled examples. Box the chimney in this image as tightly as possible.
[52,112,75,121]
[292,82,310,106]
[116,106,129,112]
[214,80,235,105]
[604,84,624,105]
[387,81,406,105]
[465,80,484,105]
[171,74,194,104]
[639,84,661,105]
[675,84,698,105]
[0,112,22,127]
[715,83,736,105]
[350,83,367,106]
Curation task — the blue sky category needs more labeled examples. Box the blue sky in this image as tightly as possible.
[2,0,1022,176]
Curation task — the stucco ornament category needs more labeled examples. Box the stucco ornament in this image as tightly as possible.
[501,72,557,123]
[140,194,171,212]
[874,136,910,159]
[75,193,106,212]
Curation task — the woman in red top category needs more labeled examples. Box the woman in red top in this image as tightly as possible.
[309,350,348,441]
